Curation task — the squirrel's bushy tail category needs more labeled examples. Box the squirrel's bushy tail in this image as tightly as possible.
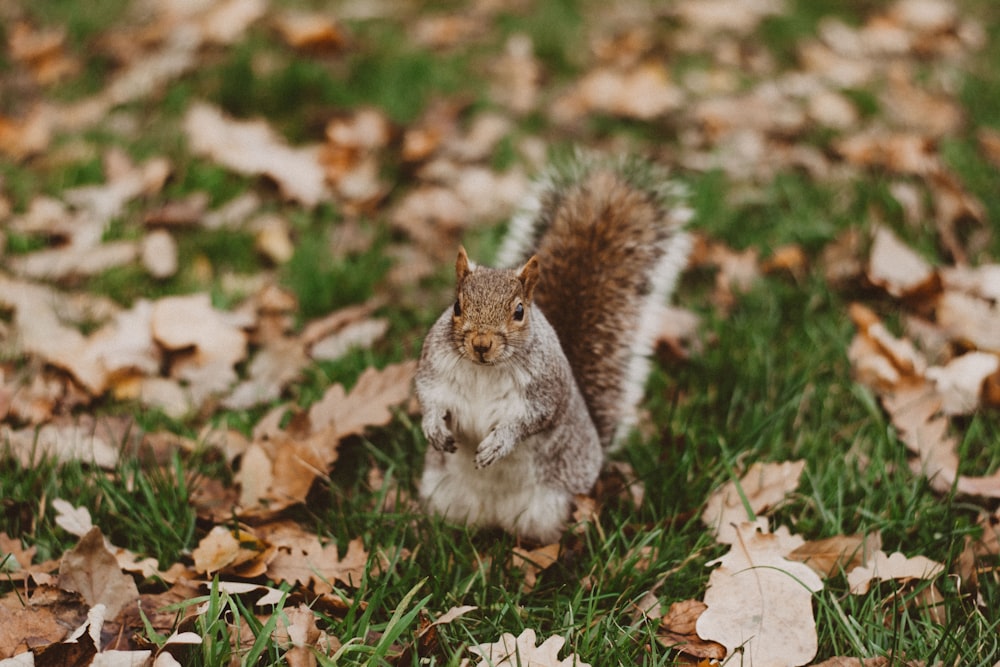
[496,152,691,450]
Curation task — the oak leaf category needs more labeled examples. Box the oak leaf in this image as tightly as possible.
[656,599,726,660]
[696,522,823,667]
[846,549,944,594]
[702,460,805,543]
[307,361,417,440]
[469,629,591,667]
[185,102,328,207]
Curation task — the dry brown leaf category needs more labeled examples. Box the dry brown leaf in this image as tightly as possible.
[235,428,332,514]
[58,527,140,620]
[307,361,417,440]
[847,302,927,389]
[696,522,824,667]
[511,543,561,592]
[656,599,727,661]
[702,460,806,543]
[191,525,273,577]
[883,384,1000,498]
[273,11,348,50]
[787,533,882,578]
[9,22,80,85]
[847,549,944,594]
[185,102,328,206]
[833,130,938,174]
[142,229,179,279]
[0,106,54,160]
[469,628,591,667]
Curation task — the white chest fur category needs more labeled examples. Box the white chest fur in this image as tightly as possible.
[431,357,529,447]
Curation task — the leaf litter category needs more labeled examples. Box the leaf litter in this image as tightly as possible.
[0,0,997,663]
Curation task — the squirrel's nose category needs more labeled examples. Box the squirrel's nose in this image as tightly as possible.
[471,334,493,358]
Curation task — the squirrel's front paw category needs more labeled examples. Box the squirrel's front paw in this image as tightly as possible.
[422,413,457,453]
[475,429,514,468]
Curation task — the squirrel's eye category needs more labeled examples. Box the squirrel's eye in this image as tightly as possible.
[513,303,524,321]
[453,300,462,317]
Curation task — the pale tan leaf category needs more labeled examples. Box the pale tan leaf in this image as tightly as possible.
[223,338,308,410]
[926,352,1000,415]
[142,229,178,278]
[58,527,140,619]
[10,241,140,281]
[433,605,477,626]
[212,581,286,607]
[702,460,806,543]
[52,499,93,537]
[937,291,1000,353]
[152,293,249,402]
[696,523,824,667]
[847,549,944,594]
[310,537,372,591]
[469,628,591,667]
[673,0,784,33]
[185,102,328,206]
[554,63,684,123]
[91,650,153,666]
[867,226,937,298]
[309,318,388,361]
[2,421,121,469]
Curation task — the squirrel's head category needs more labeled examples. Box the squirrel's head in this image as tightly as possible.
[451,246,540,365]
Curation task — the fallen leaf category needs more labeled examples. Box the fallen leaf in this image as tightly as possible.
[925,351,1000,415]
[847,549,944,594]
[184,102,328,207]
[866,226,938,298]
[511,543,560,592]
[142,229,179,279]
[152,293,250,403]
[273,11,348,50]
[702,460,806,543]
[656,599,727,660]
[469,628,591,667]
[223,337,308,410]
[307,361,417,440]
[52,499,93,537]
[787,533,882,578]
[58,527,140,620]
[696,522,824,667]
[936,290,1000,353]
[191,525,273,577]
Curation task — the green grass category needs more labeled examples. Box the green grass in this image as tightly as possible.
[2,0,1000,664]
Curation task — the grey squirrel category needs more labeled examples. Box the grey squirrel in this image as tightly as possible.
[414,153,691,543]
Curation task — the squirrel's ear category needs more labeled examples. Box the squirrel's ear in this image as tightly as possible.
[456,246,473,282]
[518,255,540,301]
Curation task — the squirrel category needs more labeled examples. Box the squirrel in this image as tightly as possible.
[414,153,692,544]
